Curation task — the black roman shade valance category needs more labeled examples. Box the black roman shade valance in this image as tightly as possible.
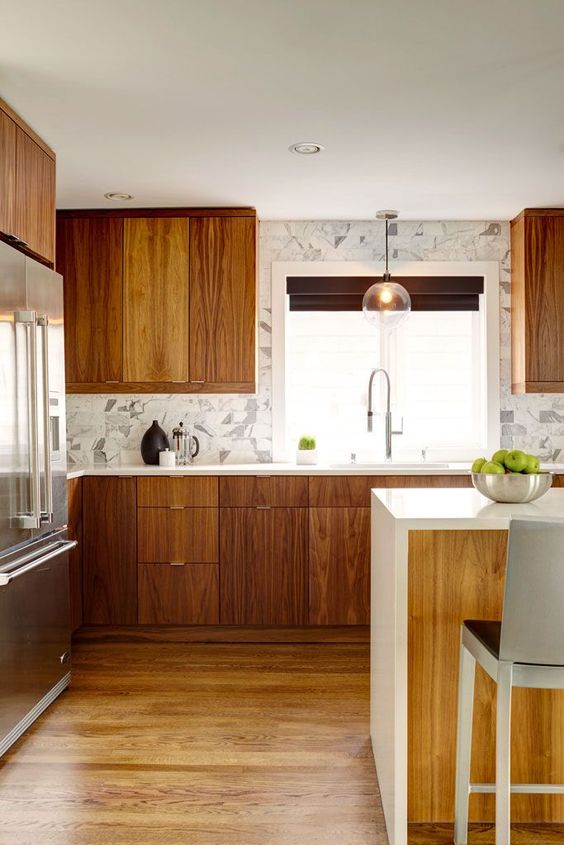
[287,276,484,312]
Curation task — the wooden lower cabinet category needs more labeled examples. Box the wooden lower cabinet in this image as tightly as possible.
[67,477,83,632]
[82,477,137,625]
[220,508,308,625]
[138,564,219,624]
[309,508,370,625]
[138,507,218,563]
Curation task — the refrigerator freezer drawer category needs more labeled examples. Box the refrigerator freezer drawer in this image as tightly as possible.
[0,540,75,757]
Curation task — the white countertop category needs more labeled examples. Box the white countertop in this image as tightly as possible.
[372,486,564,529]
[66,461,476,480]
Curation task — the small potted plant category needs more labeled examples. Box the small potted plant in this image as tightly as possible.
[296,435,317,465]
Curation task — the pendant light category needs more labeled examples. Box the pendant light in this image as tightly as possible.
[362,210,411,329]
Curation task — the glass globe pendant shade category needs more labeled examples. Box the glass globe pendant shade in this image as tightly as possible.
[362,274,411,330]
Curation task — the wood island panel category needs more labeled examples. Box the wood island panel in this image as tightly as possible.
[408,529,564,825]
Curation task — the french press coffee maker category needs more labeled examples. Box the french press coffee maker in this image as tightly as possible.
[172,422,200,465]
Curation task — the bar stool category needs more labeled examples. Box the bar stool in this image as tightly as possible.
[454,517,564,845]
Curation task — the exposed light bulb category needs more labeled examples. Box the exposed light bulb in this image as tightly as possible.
[379,288,393,304]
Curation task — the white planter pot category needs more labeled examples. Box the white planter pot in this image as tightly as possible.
[296,449,317,465]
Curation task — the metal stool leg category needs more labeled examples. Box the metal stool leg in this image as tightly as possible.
[495,662,513,845]
[454,642,476,845]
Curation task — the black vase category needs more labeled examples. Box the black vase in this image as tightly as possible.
[141,420,170,465]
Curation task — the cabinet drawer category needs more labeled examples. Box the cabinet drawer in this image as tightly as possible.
[309,475,472,507]
[137,476,218,507]
[138,563,219,624]
[138,507,218,562]
[219,476,308,507]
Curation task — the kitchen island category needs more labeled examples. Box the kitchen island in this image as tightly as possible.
[371,487,564,845]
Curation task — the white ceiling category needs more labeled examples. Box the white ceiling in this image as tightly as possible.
[1,0,564,220]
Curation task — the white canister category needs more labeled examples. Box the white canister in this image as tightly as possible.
[159,448,176,468]
[296,449,318,465]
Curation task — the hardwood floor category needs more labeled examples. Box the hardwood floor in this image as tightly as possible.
[0,643,385,845]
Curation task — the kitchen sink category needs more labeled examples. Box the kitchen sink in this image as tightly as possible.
[328,462,449,470]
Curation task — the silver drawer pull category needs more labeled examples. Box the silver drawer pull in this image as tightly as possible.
[60,651,70,665]
[169,506,184,510]
[169,561,186,566]
[190,380,205,385]
[256,505,271,510]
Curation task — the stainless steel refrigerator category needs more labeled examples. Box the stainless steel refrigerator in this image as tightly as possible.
[0,239,75,758]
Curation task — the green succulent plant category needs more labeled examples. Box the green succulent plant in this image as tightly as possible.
[298,435,316,450]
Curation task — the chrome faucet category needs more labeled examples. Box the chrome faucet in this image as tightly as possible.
[367,368,403,461]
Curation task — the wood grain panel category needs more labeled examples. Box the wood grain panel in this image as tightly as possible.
[138,563,219,624]
[525,215,564,385]
[138,507,218,563]
[219,475,309,508]
[15,126,55,263]
[0,96,56,158]
[0,109,16,238]
[75,625,370,643]
[190,216,256,385]
[123,217,189,382]
[67,476,83,632]
[58,206,256,218]
[511,214,526,392]
[137,476,218,507]
[57,217,123,383]
[309,508,370,625]
[65,379,255,394]
[408,529,564,823]
[220,507,308,625]
[309,474,472,507]
[82,477,137,625]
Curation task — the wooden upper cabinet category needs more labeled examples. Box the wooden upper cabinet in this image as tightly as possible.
[123,217,189,382]
[0,110,16,238]
[57,217,123,384]
[190,216,256,387]
[15,127,55,264]
[511,209,564,393]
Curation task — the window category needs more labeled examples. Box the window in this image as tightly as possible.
[272,261,500,463]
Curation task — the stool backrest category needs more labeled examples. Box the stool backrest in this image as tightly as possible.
[500,517,564,665]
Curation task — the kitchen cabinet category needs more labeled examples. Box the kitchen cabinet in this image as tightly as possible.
[57,208,257,393]
[190,216,256,387]
[67,477,83,632]
[82,477,137,625]
[0,98,56,265]
[0,110,16,238]
[309,507,370,625]
[138,564,219,624]
[14,128,56,264]
[219,475,308,508]
[220,507,308,625]
[138,508,218,563]
[57,217,124,384]
[511,209,564,393]
[123,217,189,383]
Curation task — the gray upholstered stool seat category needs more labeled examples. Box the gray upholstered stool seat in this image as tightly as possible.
[454,517,564,845]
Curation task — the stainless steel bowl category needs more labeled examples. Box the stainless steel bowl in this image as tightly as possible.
[471,471,553,503]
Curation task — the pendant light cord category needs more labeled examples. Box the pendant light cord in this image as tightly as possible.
[385,218,389,275]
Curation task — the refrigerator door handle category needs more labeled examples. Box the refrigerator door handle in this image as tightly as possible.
[14,310,41,529]
[0,540,77,586]
[38,314,53,523]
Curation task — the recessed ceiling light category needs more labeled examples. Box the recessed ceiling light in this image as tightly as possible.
[289,142,325,155]
[104,192,134,201]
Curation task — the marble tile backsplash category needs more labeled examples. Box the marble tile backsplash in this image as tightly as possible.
[66,219,563,465]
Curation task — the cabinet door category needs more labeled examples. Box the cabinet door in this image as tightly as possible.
[309,508,370,625]
[57,217,123,384]
[220,508,307,625]
[138,507,218,563]
[123,217,189,382]
[190,217,256,386]
[0,110,16,238]
[83,477,137,624]
[138,564,219,624]
[15,127,55,263]
[67,477,83,632]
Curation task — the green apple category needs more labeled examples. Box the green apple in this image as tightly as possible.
[492,449,508,465]
[471,457,487,473]
[482,461,505,474]
[523,454,541,474]
[504,449,528,473]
